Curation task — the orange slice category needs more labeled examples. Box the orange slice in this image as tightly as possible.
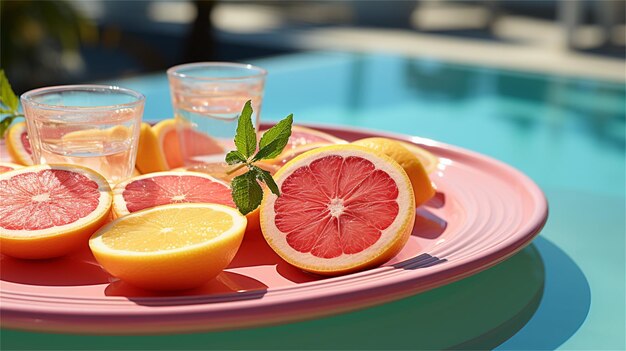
[90,203,247,290]
[260,144,416,275]
[0,164,112,259]
[5,122,34,166]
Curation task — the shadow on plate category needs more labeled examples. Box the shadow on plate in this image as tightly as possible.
[411,207,447,240]
[0,250,111,286]
[104,271,268,306]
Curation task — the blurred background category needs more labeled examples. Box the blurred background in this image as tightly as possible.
[1,0,624,94]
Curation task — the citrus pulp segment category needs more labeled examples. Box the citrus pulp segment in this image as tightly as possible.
[352,137,436,207]
[6,122,34,166]
[89,203,247,290]
[260,144,416,275]
[0,164,112,259]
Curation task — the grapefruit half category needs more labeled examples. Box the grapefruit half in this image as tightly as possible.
[0,164,112,259]
[261,125,347,165]
[260,144,416,275]
[112,171,260,235]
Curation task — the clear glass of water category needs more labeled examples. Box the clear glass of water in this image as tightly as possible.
[21,85,145,184]
[167,62,266,169]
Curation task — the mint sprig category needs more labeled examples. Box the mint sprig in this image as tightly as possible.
[0,70,24,139]
[227,100,293,215]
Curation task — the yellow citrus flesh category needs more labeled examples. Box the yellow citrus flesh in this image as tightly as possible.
[90,203,247,290]
[6,122,33,166]
[260,144,416,275]
[136,122,169,174]
[0,164,112,259]
[352,138,436,207]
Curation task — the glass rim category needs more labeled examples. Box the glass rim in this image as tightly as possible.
[20,84,145,112]
[167,62,267,81]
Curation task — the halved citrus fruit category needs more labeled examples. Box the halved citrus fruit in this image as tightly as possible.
[0,164,112,259]
[112,171,234,217]
[112,171,260,235]
[90,203,247,291]
[261,125,347,165]
[0,162,22,173]
[135,122,169,174]
[153,119,225,169]
[352,137,436,207]
[397,141,439,174]
[174,161,281,182]
[260,144,416,275]
[5,122,34,166]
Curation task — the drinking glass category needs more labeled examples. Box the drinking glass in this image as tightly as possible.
[167,62,266,169]
[21,85,145,184]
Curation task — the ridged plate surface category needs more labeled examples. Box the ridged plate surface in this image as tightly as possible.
[0,125,548,334]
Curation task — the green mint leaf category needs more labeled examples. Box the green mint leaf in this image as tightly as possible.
[0,70,19,113]
[225,150,246,165]
[0,116,19,139]
[231,171,263,215]
[251,165,280,196]
[234,100,256,158]
[253,114,293,161]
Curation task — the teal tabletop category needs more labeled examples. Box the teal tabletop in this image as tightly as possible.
[2,51,624,350]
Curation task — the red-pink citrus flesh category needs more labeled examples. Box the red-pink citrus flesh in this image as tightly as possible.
[112,171,260,235]
[0,162,22,173]
[112,171,234,217]
[260,144,416,275]
[0,164,112,259]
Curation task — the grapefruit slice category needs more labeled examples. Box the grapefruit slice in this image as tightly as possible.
[112,171,235,218]
[352,137,436,207]
[5,122,34,166]
[112,171,260,235]
[90,203,247,291]
[174,161,281,182]
[261,125,347,165]
[0,164,112,259]
[0,162,22,173]
[153,119,225,169]
[260,144,416,275]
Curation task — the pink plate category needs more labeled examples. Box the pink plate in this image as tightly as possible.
[0,125,548,334]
